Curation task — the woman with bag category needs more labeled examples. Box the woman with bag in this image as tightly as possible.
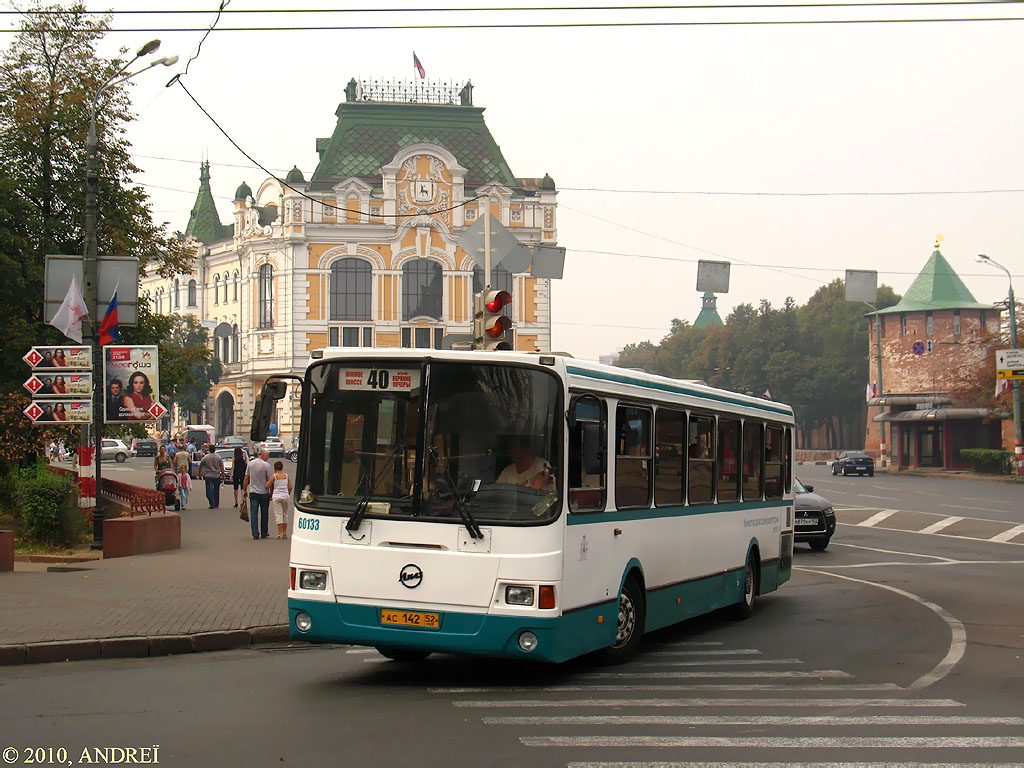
[266,461,292,539]
[232,447,248,507]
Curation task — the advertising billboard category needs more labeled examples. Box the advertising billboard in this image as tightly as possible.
[23,400,91,423]
[103,345,164,423]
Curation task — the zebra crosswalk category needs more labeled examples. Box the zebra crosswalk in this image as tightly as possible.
[415,641,1024,765]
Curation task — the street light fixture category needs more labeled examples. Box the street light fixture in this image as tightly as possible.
[976,254,1022,476]
[83,41,177,548]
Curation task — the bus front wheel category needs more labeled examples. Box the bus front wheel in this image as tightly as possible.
[600,575,646,664]
[375,646,431,662]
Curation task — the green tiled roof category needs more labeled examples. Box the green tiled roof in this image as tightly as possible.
[310,102,517,190]
[185,161,232,244]
[693,291,723,328]
[878,249,991,314]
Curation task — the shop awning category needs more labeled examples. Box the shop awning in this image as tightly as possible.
[866,394,952,407]
[873,408,1005,423]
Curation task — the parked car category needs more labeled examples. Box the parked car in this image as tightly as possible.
[134,438,158,457]
[100,438,133,463]
[220,435,249,454]
[256,439,285,458]
[831,450,875,477]
[214,446,235,475]
[794,477,836,551]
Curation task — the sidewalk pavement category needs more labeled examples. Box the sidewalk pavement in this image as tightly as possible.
[0,494,292,665]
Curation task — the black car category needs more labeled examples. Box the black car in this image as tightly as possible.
[831,450,875,477]
[794,477,836,551]
[134,438,158,457]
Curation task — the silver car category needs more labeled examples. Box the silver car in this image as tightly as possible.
[100,438,134,463]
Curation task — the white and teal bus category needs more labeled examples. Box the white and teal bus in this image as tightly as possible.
[251,349,795,663]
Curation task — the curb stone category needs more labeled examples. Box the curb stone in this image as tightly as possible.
[0,624,291,667]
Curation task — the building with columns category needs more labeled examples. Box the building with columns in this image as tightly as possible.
[140,79,557,442]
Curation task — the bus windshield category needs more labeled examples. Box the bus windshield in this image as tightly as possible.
[299,361,562,525]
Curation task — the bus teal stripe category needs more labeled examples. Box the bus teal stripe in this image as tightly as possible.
[567,499,788,525]
[565,365,794,418]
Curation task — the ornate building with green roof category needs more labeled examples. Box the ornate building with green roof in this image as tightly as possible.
[866,247,1005,469]
[693,292,723,329]
[140,79,558,440]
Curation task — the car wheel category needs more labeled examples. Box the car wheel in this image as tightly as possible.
[841,466,848,476]
[809,537,830,552]
[599,575,646,664]
[115,452,126,463]
[730,554,759,620]
[375,647,431,662]
[287,450,298,462]
[831,465,837,475]
[868,471,874,477]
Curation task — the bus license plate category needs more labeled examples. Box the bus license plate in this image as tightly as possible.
[380,609,440,629]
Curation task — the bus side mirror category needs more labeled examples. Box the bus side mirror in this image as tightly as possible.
[250,380,287,442]
[582,422,604,476]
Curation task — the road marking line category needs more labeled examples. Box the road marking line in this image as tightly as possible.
[646,649,761,656]
[963,497,1011,504]
[453,697,962,709]
[858,509,899,527]
[991,523,1024,543]
[833,506,879,511]
[429,684,903,694]
[630,659,802,667]
[942,504,1014,514]
[832,541,953,561]
[858,495,898,501]
[797,568,965,691]
[487,715,1024,726]
[575,670,851,679]
[814,559,1024,570]
[523,736,1015,748]
[835,522,1024,547]
[918,516,964,535]
[345,648,377,654]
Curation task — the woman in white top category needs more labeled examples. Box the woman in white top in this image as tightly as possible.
[265,460,293,539]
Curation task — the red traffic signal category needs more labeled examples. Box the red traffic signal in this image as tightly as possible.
[485,290,512,314]
[473,289,514,350]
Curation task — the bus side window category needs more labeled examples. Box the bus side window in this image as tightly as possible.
[784,427,793,494]
[742,421,764,500]
[717,418,740,502]
[569,395,606,513]
[687,415,715,504]
[616,405,652,510]
[654,408,685,507]
[764,426,784,500]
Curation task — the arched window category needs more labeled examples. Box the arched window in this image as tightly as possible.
[402,260,442,321]
[213,275,220,305]
[187,280,197,307]
[173,279,180,310]
[258,264,274,328]
[330,258,372,320]
[471,266,513,298]
[222,273,229,304]
[233,271,239,302]
[232,324,239,362]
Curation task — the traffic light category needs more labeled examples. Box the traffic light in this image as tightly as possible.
[473,289,513,350]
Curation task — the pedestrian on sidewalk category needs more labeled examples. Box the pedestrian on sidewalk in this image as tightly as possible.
[154,445,171,485]
[173,441,191,479]
[266,460,292,539]
[232,447,248,507]
[243,449,272,539]
[179,465,192,508]
[198,445,226,509]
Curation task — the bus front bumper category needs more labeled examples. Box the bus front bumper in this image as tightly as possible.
[288,597,596,663]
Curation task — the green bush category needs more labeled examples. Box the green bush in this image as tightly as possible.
[959,448,1013,475]
[11,461,83,545]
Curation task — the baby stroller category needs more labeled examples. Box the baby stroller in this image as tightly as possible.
[156,469,181,510]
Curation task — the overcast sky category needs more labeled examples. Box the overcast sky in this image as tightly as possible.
[4,1,1022,360]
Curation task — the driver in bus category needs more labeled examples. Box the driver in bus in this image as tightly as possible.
[497,435,554,491]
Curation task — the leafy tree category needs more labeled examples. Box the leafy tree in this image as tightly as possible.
[159,314,222,416]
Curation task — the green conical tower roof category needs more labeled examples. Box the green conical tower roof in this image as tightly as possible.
[693,291,723,328]
[185,161,231,244]
[878,249,991,314]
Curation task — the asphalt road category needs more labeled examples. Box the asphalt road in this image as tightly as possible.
[2,515,1022,767]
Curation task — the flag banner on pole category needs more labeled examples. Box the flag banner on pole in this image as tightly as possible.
[49,275,89,344]
[413,51,426,79]
[762,388,772,400]
[996,377,1011,397]
[99,282,120,346]
[866,381,877,401]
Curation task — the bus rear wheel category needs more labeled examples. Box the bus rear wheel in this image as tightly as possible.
[375,646,431,662]
[599,575,645,664]
[730,554,759,620]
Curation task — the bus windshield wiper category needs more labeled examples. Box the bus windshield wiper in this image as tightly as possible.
[429,446,483,540]
[346,446,403,532]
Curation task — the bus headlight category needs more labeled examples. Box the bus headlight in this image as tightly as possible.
[505,585,535,606]
[300,570,327,590]
[518,631,538,652]
[295,612,313,632]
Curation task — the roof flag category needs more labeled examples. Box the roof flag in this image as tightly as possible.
[413,51,426,80]
[49,275,89,344]
[996,377,1010,398]
[99,281,120,346]
[762,387,772,400]
[866,381,878,402]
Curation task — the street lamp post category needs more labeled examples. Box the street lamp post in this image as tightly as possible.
[84,40,177,547]
[977,254,1022,476]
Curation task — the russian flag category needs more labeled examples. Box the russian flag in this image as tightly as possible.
[413,51,426,80]
[99,283,119,346]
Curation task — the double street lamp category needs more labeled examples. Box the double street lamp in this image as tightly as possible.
[976,254,1022,476]
[84,40,177,547]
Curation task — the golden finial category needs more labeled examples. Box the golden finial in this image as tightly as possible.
[934,234,944,249]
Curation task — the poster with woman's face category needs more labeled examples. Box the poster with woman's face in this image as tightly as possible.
[103,345,161,423]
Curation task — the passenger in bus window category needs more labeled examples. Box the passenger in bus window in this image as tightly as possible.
[498,435,554,490]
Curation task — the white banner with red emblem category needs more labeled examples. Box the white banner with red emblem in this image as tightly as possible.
[22,345,92,370]
[23,400,91,423]
[103,345,165,423]
[24,372,92,398]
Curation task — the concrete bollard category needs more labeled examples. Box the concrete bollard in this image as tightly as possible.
[0,530,13,572]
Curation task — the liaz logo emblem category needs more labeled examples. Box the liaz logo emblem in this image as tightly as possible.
[399,564,423,589]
